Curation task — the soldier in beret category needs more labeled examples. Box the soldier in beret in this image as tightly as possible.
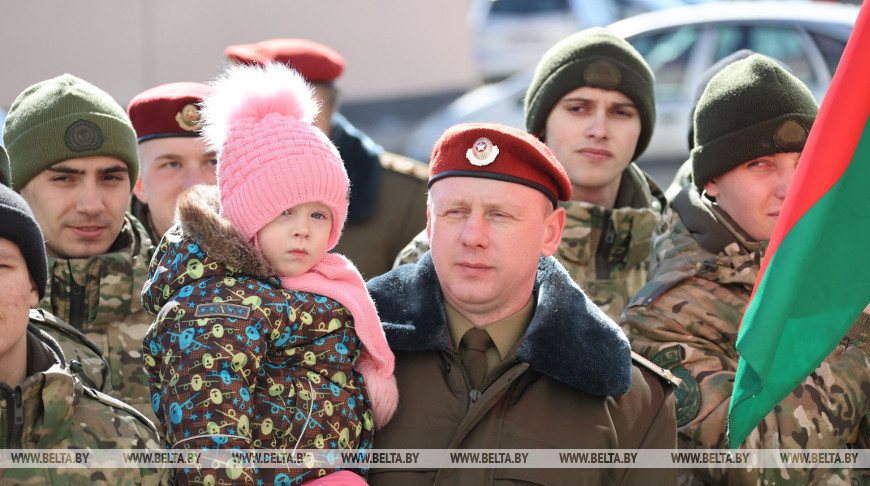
[622,54,870,484]
[3,74,158,425]
[224,38,429,279]
[396,27,666,321]
[0,183,168,485]
[367,122,677,485]
[127,81,217,244]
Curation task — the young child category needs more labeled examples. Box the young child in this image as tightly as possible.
[142,62,397,485]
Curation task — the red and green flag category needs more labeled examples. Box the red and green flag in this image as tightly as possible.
[728,2,870,448]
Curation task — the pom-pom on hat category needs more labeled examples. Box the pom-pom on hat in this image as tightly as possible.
[224,39,345,82]
[200,62,349,248]
[127,82,214,142]
[428,122,572,206]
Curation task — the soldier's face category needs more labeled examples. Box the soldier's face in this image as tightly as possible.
[134,137,217,239]
[427,177,565,324]
[19,156,131,259]
[704,152,800,241]
[542,86,640,206]
[0,238,39,377]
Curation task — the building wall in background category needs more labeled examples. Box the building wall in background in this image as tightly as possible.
[0,1,478,109]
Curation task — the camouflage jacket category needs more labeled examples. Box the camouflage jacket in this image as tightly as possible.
[36,213,157,424]
[621,186,870,485]
[0,323,168,485]
[393,163,664,321]
[142,185,372,485]
[556,163,664,320]
[29,308,111,394]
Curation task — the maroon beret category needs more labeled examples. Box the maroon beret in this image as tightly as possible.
[223,38,345,82]
[127,82,213,142]
[429,123,572,206]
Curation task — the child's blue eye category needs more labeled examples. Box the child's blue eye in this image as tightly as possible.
[312,213,326,220]
[281,209,292,216]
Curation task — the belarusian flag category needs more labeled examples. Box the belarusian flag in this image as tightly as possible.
[727,2,870,448]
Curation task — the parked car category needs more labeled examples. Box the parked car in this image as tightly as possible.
[469,0,689,82]
[407,1,859,172]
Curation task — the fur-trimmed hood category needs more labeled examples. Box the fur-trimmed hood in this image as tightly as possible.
[142,184,279,316]
[366,252,633,397]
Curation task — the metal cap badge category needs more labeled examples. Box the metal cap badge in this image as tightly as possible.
[176,103,203,132]
[466,137,499,166]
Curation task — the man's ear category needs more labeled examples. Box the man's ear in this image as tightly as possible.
[425,208,432,243]
[132,178,148,204]
[541,206,566,257]
[704,179,720,198]
[28,276,39,308]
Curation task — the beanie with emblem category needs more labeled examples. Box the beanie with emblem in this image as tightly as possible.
[524,27,655,161]
[0,183,47,299]
[200,62,349,249]
[692,54,818,188]
[3,74,139,191]
[429,122,572,206]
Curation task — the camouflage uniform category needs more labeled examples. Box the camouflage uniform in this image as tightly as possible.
[36,213,158,424]
[0,320,168,485]
[394,163,665,321]
[622,186,870,485]
[29,308,111,394]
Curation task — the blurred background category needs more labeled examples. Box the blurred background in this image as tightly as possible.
[0,0,860,187]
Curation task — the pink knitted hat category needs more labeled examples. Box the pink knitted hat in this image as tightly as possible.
[200,62,349,249]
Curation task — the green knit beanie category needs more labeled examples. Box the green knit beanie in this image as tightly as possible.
[692,54,818,188]
[3,74,139,191]
[0,145,9,187]
[524,27,655,161]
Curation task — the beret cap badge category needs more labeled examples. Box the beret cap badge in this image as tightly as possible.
[176,103,202,132]
[465,137,499,166]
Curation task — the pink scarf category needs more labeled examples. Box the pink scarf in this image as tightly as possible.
[279,253,397,429]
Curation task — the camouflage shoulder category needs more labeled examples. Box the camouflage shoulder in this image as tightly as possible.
[82,385,161,435]
[631,350,683,387]
[393,229,430,268]
[29,308,111,393]
[30,308,104,355]
[626,267,697,309]
[379,151,429,181]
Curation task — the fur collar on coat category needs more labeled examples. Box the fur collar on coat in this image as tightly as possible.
[366,252,633,397]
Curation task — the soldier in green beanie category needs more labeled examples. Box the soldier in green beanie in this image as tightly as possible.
[3,74,159,427]
[622,54,870,484]
[0,183,168,485]
[395,27,666,321]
